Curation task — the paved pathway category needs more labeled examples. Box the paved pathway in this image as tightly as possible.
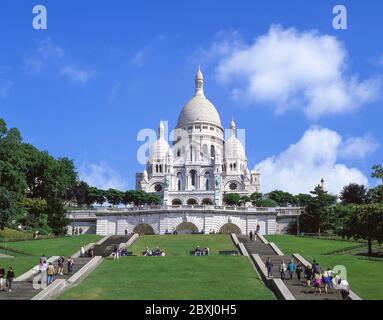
[238,235,342,300]
[92,235,131,257]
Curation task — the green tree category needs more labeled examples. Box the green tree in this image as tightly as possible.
[294,193,313,207]
[88,187,105,207]
[340,183,367,205]
[0,187,18,229]
[372,164,383,183]
[344,203,383,256]
[46,198,69,235]
[257,198,278,207]
[367,185,383,204]
[106,189,124,207]
[300,183,337,234]
[223,193,241,206]
[267,190,296,206]
[250,192,263,206]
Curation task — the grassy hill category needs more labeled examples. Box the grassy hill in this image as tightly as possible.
[59,234,274,300]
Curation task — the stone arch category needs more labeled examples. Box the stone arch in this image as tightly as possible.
[219,223,241,235]
[172,199,182,206]
[133,223,155,235]
[187,198,198,205]
[202,198,213,205]
[176,222,199,234]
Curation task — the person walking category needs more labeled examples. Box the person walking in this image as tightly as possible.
[57,256,65,276]
[47,263,55,285]
[80,245,85,257]
[125,229,128,237]
[287,259,296,280]
[40,260,48,286]
[265,258,273,278]
[6,267,14,293]
[322,270,331,294]
[249,230,253,241]
[67,257,74,274]
[339,278,350,300]
[313,273,322,295]
[304,265,313,287]
[296,262,303,281]
[279,260,287,281]
[0,265,5,292]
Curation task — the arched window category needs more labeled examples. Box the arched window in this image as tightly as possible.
[155,165,159,173]
[204,172,210,190]
[190,146,193,161]
[211,145,215,158]
[177,172,182,191]
[190,170,197,187]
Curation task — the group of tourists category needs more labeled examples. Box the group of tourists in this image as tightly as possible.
[80,245,94,258]
[0,265,15,293]
[264,257,351,299]
[37,254,75,286]
[142,246,166,256]
[73,228,83,236]
[249,225,261,241]
[193,245,210,256]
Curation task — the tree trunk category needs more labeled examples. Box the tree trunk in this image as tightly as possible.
[368,237,372,256]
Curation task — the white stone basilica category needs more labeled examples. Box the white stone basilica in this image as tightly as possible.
[136,68,260,206]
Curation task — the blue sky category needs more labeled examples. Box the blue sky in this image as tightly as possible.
[0,0,382,194]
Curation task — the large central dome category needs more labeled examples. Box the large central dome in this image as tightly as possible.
[176,68,222,129]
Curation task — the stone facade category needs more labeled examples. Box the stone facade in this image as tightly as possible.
[136,68,260,206]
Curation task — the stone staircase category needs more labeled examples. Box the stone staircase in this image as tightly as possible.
[92,235,131,257]
[0,252,96,300]
[238,235,342,300]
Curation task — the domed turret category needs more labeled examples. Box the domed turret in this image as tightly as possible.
[149,121,170,163]
[224,119,246,160]
[176,67,222,129]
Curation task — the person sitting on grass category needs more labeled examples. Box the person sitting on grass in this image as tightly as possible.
[204,247,210,256]
[143,247,150,256]
[154,247,161,256]
[194,246,201,256]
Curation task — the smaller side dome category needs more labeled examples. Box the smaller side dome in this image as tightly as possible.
[149,121,169,163]
[224,120,246,160]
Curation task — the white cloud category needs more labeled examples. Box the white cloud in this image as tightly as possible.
[60,65,95,84]
[255,126,372,195]
[130,49,146,67]
[214,25,381,119]
[24,38,64,74]
[79,162,128,190]
[0,79,13,98]
[340,134,380,159]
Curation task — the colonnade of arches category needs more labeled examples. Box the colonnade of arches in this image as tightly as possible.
[171,198,214,206]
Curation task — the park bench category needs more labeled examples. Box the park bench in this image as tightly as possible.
[189,250,208,256]
[219,250,239,256]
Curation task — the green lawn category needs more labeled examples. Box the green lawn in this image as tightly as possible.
[59,235,274,300]
[0,234,102,277]
[0,228,34,241]
[266,235,383,300]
